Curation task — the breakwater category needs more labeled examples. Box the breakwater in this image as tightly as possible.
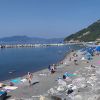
[0,43,83,48]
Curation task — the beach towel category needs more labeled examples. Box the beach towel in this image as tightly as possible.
[64,72,76,77]
[21,79,27,83]
[3,86,18,90]
[11,78,21,84]
[40,95,45,100]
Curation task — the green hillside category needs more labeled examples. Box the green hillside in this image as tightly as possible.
[64,20,100,42]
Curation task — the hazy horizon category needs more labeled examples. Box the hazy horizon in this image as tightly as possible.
[0,0,100,38]
[0,35,65,39]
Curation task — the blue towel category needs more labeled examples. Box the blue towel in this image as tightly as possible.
[11,78,21,84]
[64,73,76,77]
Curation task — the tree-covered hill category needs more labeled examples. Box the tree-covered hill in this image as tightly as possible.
[64,20,100,42]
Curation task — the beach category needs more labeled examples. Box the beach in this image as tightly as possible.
[1,48,100,100]
[5,50,75,99]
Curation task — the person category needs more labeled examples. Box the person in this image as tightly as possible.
[74,56,78,65]
[69,57,71,61]
[90,64,96,68]
[27,72,33,86]
[48,65,51,71]
[51,64,55,74]
[63,72,68,79]
[53,64,57,70]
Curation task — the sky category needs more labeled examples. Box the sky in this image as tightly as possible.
[0,0,100,38]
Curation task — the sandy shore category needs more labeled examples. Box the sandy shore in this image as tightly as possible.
[1,49,100,100]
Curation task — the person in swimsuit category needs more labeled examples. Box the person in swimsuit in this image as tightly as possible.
[27,72,33,86]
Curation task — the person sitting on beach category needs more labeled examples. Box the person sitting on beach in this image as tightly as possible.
[90,64,96,68]
[63,72,71,82]
[74,56,78,65]
[53,64,57,70]
[27,72,33,86]
[69,57,71,61]
[51,64,56,74]
[9,82,14,86]
[63,72,68,79]
[48,65,51,71]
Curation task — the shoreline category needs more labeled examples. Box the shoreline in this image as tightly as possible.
[0,45,73,82]
[1,48,72,83]
[7,48,84,99]
[1,47,87,100]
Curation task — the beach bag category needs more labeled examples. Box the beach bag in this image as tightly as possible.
[67,89,73,94]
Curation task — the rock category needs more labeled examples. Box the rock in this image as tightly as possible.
[74,95,82,100]
[88,95,98,100]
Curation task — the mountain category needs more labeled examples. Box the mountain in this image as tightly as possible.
[64,20,100,42]
[0,36,64,44]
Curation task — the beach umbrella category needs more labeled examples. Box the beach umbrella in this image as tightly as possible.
[85,47,95,56]
[95,46,100,51]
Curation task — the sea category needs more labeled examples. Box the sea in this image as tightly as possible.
[0,45,83,81]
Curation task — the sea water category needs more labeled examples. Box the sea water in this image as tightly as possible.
[0,45,82,81]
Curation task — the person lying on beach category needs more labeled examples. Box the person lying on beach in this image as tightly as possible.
[27,72,33,86]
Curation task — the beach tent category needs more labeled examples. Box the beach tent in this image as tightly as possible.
[85,47,95,56]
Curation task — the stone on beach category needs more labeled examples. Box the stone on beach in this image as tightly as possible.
[73,95,82,100]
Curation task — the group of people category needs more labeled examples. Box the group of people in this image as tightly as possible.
[69,53,78,65]
[48,64,56,74]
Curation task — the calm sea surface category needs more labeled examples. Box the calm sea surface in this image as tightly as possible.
[0,45,82,81]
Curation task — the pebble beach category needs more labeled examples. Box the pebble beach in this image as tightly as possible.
[1,48,100,100]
